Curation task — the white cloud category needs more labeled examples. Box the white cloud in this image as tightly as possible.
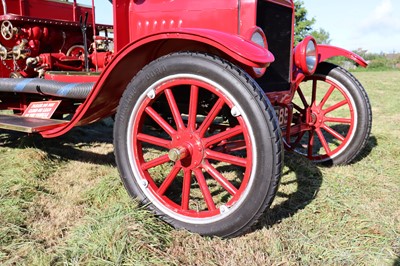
[360,0,400,34]
[307,0,400,53]
[351,0,400,52]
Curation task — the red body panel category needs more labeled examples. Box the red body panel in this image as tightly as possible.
[113,0,250,51]
[128,1,238,40]
[239,1,256,36]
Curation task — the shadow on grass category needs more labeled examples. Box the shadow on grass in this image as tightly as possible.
[257,152,323,228]
[258,135,377,228]
[350,135,377,165]
[0,120,323,230]
[0,120,115,166]
[0,121,377,233]
[394,257,400,266]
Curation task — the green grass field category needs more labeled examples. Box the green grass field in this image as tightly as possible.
[0,71,399,265]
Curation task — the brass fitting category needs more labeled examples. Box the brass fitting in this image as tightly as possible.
[0,44,7,60]
[12,39,31,60]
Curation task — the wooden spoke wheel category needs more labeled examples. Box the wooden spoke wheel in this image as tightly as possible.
[114,52,282,237]
[287,62,372,165]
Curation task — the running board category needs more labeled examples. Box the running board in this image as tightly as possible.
[0,114,68,133]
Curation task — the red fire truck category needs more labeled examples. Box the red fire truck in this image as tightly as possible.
[0,0,371,237]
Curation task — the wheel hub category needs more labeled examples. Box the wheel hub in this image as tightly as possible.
[169,130,204,168]
[308,104,324,127]
[310,113,317,125]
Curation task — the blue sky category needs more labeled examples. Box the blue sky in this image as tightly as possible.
[306,0,400,53]
[78,0,399,54]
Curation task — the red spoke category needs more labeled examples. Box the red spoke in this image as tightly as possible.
[165,89,185,130]
[157,165,181,196]
[319,85,335,108]
[137,133,171,149]
[324,99,348,114]
[316,128,332,154]
[203,125,243,147]
[297,88,309,108]
[308,130,315,158]
[188,85,199,131]
[141,154,170,171]
[203,161,238,196]
[324,117,352,124]
[193,168,216,211]
[145,106,176,136]
[181,169,191,210]
[198,98,225,137]
[322,124,345,142]
[205,149,247,168]
[311,79,317,104]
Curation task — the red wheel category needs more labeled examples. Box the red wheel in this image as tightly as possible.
[287,62,372,165]
[114,52,282,237]
[66,45,85,57]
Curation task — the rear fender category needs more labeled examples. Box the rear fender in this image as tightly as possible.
[41,29,274,137]
[318,44,368,67]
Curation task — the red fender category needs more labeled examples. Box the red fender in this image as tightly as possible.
[158,28,276,67]
[318,44,368,67]
[41,29,275,137]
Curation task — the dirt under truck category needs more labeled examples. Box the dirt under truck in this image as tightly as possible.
[0,0,372,237]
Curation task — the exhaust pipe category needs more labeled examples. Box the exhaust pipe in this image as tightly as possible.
[0,78,94,99]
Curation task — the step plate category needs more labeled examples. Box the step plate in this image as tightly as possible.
[0,114,68,133]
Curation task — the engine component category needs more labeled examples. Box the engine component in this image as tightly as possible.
[9,72,23,78]
[93,36,113,52]
[66,45,85,57]
[26,56,40,68]
[1,20,17,40]
[79,13,90,71]
[0,44,7,60]
[12,39,31,60]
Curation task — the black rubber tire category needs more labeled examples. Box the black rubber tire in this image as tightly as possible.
[290,62,372,165]
[114,52,283,237]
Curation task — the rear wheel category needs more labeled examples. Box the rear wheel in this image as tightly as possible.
[287,62,372,165]
[114,52,282,237]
